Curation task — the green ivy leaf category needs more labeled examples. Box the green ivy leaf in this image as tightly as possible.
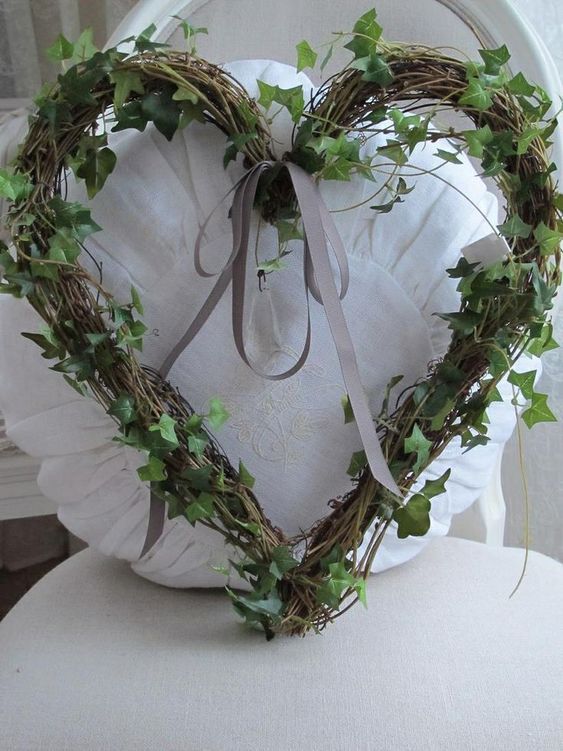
[110,69,144,110]
[116,319,147,352]
[187,432,208,457]
[319,545,344,570]
[75,146,117,199]
[389,108,421,134]
[393,494,431,539]
[130,285,144,315]
[351,53,393,86]
[62,374,88,396]
[48,228,81,264]
[178,99,206,129]
[346,450,366,477]
[46,34,74,62]
[344,9,382,59]
[531,266,556,315]
[71,28,97,63]
[141,87,181,141]
[223,132,258,167]
[322,157,355,181]
[478,45,510,75]
[314,132,361,161]
[256,257,286,273]
[186,492,215,523]
[533,222,562,256]
[438,310,481,335]
[141,426,177,458]
[207,397,230,430]
[230,590,284,624]
[238,460,256,489]
[434,148,462,164]
[446,257,480,279]
[506,72,536,97]
[320,44,334,72]
[521,392,557,428]
[181,464,214,491]
[137,455,167,482]
[497,214,533,239]
[0,270,35,297]
[527,323,559,356]
[134,24,170,53]
[296,40,317,72]
[463,125,494,158]
[257,81,304,123]
[21,329,63,360]
[276,219,302,244]
[51,354,93,380]
[173,17,208,51]
[507,369,536,400]
[108,394,137,425]
[0,169,33,202]
[515,125,543,155]
[419,469,451,499]
[149,413,179,448]
[341,394,355,424]
[380,374,404,417]
[461,431,490,452]
[111,100,148,133]
[172,86,199,104]
[404,423,432,474]
[459,79,493,111]
[48,197,101,240]
[269,546,299,580]
[234,520,262,537]
[316,561,360,609]
[376,140,407,166]
[184,413,204,433]
[370,196,403,213]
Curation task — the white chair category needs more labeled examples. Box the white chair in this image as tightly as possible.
[1,1,562,748]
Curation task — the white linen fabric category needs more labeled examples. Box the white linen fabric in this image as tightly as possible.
[0,60,524,587]
[1,538,562,750]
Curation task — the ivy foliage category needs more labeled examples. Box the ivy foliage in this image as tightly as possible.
[1,10,561,638]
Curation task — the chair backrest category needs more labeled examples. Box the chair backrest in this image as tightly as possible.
[108,0,561,166]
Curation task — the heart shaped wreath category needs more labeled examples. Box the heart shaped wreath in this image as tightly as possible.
[1,11,561,638]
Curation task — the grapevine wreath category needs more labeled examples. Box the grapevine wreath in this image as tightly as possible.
[1,10,561,638]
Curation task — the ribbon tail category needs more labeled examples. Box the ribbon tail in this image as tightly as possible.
[140,491,166,558]
[159,265,233,379]
[286,163,401,498]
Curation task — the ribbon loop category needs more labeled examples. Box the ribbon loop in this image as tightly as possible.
[141,160,400,558]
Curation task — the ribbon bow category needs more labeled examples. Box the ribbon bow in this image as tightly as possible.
[141,161,400,557]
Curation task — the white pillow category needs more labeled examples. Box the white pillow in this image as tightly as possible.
[0,60,519,587]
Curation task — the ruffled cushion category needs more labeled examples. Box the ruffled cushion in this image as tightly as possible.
[0,60,523,587]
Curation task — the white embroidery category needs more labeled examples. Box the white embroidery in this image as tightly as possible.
[211,345,345,470]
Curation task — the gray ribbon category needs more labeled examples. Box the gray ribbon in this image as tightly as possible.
[140,161,400,558]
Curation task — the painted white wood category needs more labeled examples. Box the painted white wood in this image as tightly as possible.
[0,452,56,520]
[0,98,31,114]
[449,448,506,545]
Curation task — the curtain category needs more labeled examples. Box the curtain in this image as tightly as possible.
[0,0,561,562]
[0,0,136,98]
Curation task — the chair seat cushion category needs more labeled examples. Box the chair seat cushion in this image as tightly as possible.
[1,537,562,750]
